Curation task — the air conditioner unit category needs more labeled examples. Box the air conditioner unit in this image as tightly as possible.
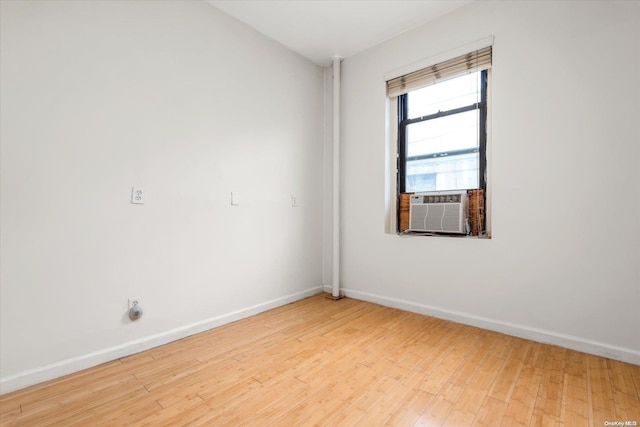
[409,191,468,234]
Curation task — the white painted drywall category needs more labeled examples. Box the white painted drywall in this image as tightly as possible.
[0,0,324,392]
[339,1,640,362]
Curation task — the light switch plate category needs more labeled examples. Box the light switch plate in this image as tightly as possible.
[231,191,240,206]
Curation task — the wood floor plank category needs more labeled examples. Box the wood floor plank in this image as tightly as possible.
[297,364,376,426]
[629,361,640,401]
[136,393,205,426]
[470,353,505,393]
[355,380,417,426]
[608,359,640,421]
[560,350,590,427]
[422,329,478,386]
[1,293,638,427]
[444,385,490,426]
[221,376,309,426]
[338,374,398,423]
[588,355,617,426]
[0,402,20,420]
[416,381,466,426]
[488,339,531,402]
[288,360,376,425]
[448,346,489,388]
[385,388,434,426]
[10,376,147,426]
[140,400,221,426]
[501,363,544,426]
[472,396,508,426]
[531,351,565,425]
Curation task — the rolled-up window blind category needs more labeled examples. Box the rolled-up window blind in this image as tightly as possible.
[386,46,492,98]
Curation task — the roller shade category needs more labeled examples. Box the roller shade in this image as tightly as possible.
[387,46,492,98]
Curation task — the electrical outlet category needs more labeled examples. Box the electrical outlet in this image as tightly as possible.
[131,187,144,204]
[128,297,141,310]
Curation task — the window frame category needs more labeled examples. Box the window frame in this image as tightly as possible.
[397,69,488,195]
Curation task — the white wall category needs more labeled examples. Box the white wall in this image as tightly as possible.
[0,0,324,393]
[340,1,640,363]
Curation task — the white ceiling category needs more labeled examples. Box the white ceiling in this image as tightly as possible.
[205,1,473,66]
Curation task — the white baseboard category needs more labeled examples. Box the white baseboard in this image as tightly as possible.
[327,286,640,366]
[0,286,323,395]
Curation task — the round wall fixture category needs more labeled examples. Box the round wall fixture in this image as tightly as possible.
[129,304,143,321]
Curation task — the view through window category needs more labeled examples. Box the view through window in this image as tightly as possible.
[398,70,487,193]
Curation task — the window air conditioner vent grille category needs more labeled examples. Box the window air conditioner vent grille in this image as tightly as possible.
[409,191,468,234]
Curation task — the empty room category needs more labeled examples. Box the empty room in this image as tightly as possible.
[1,0,639,425]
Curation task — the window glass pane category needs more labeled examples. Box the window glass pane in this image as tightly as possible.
[406,109,478,158]
[407,72,480,119]
[406,153,478,192]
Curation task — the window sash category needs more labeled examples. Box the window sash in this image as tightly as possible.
[397,70,488,194]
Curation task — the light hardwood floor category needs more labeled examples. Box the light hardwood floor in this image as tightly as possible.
[1,294,639,426]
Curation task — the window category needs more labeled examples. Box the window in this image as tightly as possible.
[398,70,487,193]
[387,46,492,236]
